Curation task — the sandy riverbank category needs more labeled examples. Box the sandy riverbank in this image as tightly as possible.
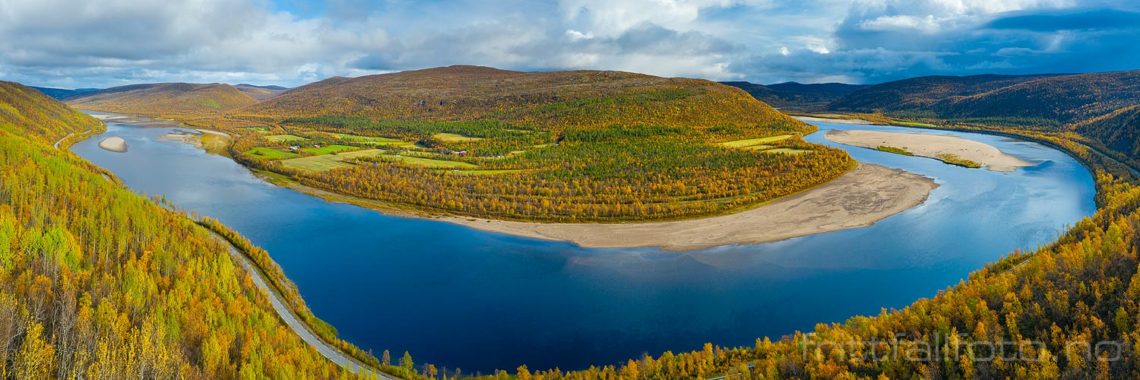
[441,164,937,250]
[826,130,1033,172]
[98,136,127,152]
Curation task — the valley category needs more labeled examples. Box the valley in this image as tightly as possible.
[5,2,1140,378]
[69,112,1093,373]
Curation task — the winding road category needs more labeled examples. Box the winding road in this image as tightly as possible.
[209,231,397,379]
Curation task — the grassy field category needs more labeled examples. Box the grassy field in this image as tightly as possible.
[266,134,308,143]
[279,149,478,172]
[875,145,914,156]
[763,148,811,155]
[936,153,982,168]
[301,144,358,155]
[449,169,527,175]
[245,147,298,160]
[280,149,382,171]
[375,154,478,169]
[719,135,793,148]
[433,132,483,142]
[334,133,416,147]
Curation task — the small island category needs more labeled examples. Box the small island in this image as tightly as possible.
[98,136,127,153]
[825,130,1032,171]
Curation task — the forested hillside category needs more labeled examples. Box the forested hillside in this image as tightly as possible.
[0,82,103,145]
[235,84,289,101]
[0,82,375,378]
[242,65,792,128]
[828,74,1055,115]
[723,81,867,111]
[227,66,853,222]
[67,83,258,118]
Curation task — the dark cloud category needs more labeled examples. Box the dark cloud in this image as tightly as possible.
[989,8,1140,31]
[0,0,1138,87]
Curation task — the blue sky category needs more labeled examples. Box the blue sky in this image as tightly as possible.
[1,0,1137,88]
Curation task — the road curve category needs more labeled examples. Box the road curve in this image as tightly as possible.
[208,230,397,379]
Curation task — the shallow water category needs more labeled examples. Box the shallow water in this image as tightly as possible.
[72,118,1095,373]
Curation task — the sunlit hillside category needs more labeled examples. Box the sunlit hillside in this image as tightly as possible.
[67,83,258,118]
[0,82,380,379]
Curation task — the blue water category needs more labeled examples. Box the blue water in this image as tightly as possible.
[71,118,1096,374]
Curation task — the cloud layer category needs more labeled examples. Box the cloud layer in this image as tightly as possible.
[0,0,1137,88]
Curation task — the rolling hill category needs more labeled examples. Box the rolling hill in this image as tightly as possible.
[230,65,854,222]
[66,82,259,117]
[828,74,1057,114]
[1,81,103,144]
[722,81,868,111]
[241,65,796,129]
[235,84,289,100]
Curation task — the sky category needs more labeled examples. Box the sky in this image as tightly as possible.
[1,0,1138,88]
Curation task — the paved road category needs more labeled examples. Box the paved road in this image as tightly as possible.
[209,231,396,379]
[53,131,77,149]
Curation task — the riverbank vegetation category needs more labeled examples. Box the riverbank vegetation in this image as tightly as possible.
[937,153,982,169]
[875,145,913,156]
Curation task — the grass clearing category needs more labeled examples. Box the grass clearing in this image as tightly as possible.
[280,149,477,172]
[266,134,308,143]
[377,155,478,169]
[280,149,384,172]
[334,133,416,147]
[762,148,811,155]
[719,135,793,148]
[301,144,359,155]
[433,132,483,142]
[244,147,298,160]
[936,153,982,168]
[448,169,526,175]
[893,120,938,128]
[875,145,914,156]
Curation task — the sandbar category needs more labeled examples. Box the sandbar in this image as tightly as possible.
[443,164,937,250]
[826,130,1032,171]
[98,136,127,153]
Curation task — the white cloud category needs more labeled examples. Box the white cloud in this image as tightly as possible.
[566,29,595,41]
[0,0,1134,88]
[860,15,941,32]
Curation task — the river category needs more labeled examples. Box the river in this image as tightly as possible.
[71,117,1095,374]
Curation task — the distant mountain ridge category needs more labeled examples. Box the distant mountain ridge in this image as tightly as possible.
[66,82,260,116]
[29,86,101,100]
[722,81,868,111]
[829,70,1140,158]
[234,84,289,100]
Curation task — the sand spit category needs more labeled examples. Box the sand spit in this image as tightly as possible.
[826,130,1032,172]
[443,164,937,250]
